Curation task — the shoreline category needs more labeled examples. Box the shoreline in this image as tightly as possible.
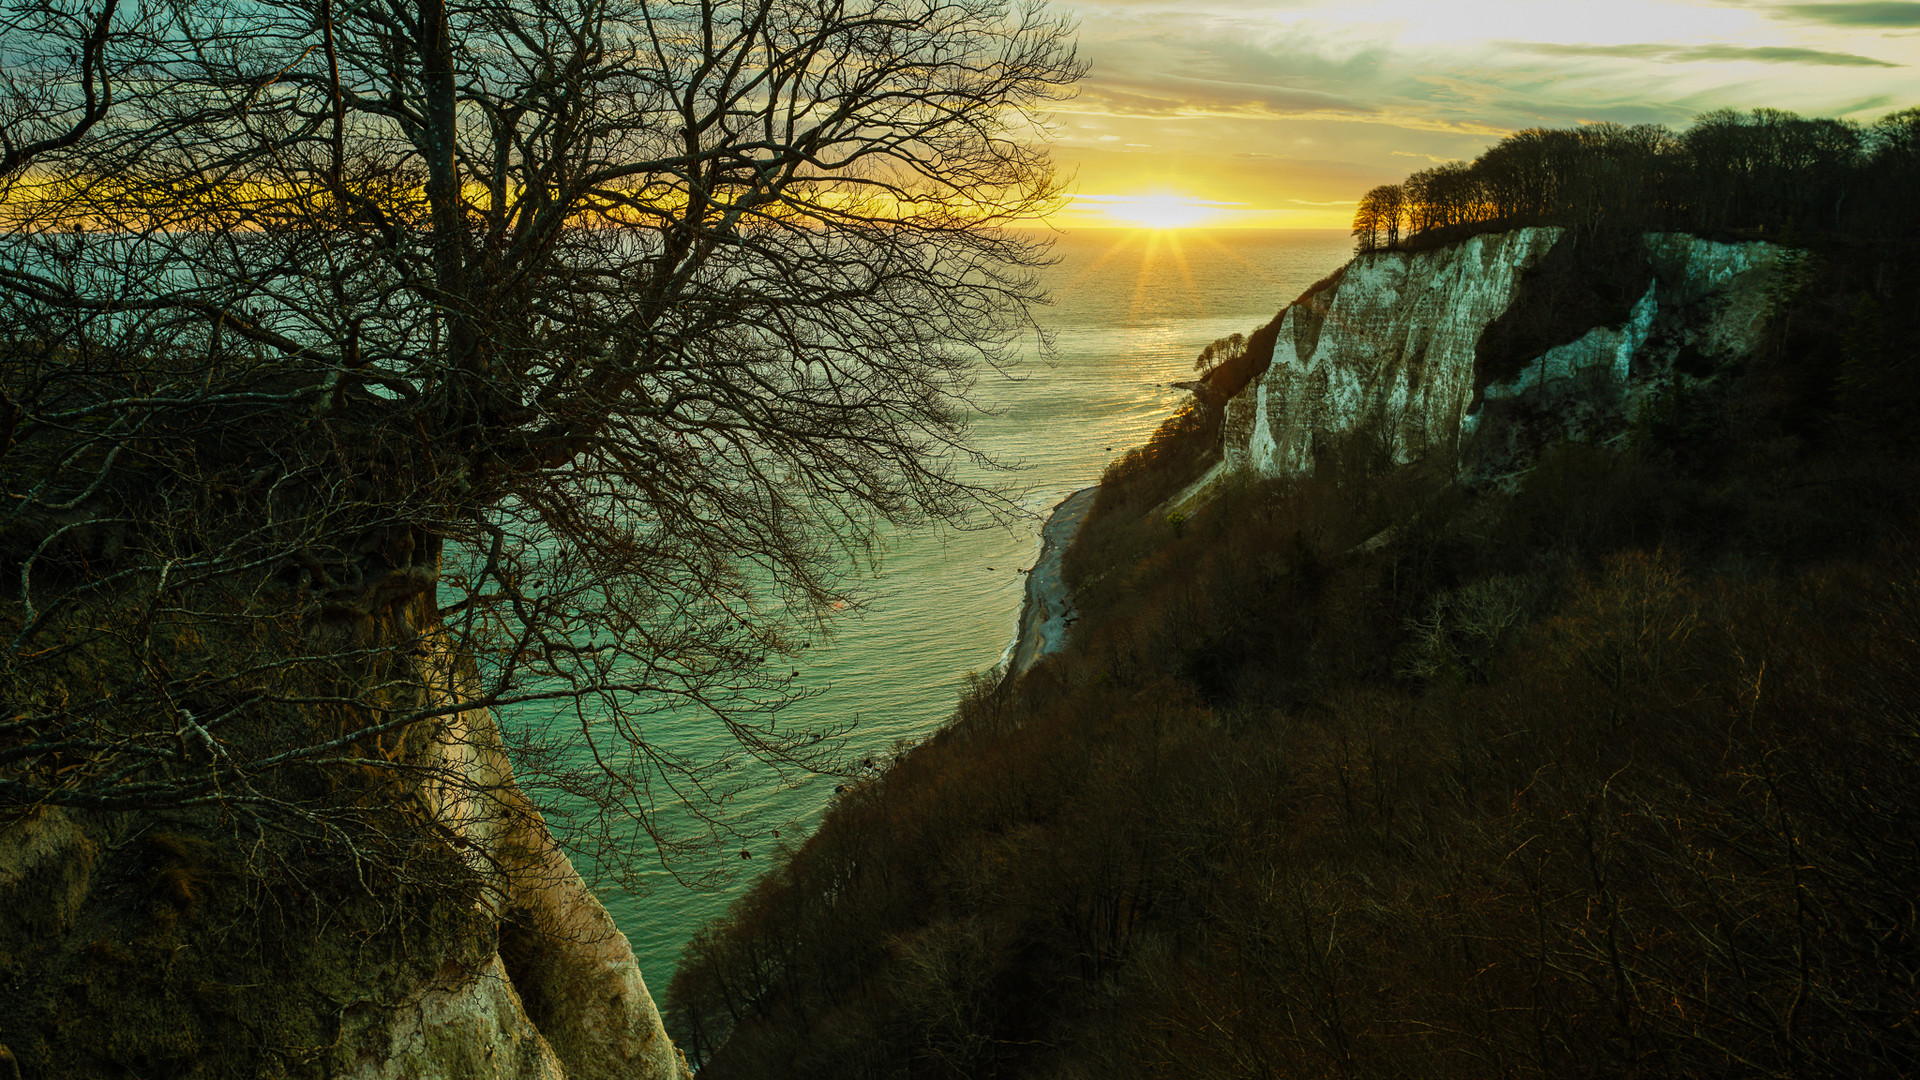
[1001,486,1098,686]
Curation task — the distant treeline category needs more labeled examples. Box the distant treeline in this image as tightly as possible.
[1352,106,1920,252]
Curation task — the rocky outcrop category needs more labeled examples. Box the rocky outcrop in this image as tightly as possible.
[359,653,691,1080]
[1172,228,1789,506]
[1230,228,1564,482]
[337,952,567,1080]
[1003,487,1097,681]
[0,630,691,1080]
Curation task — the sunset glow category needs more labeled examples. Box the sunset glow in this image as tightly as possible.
[1077,193,1239,229]
[1047,0,1920,229]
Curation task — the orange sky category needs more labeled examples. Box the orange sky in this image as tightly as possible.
[1042,0,1920,228]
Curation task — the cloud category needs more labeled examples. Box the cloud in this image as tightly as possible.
[1770,2,1920,26]
[1066,77,1380,120]
[1073,194,1246,205]
[1062,20,1523,132]
[1065,13,1873,145]
[1504,40,1900,66]
[1051,6,1915,195]
[1058,25,1397,121]
[1042,1,1920,225]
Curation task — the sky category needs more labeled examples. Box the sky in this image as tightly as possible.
[1042,0,1920,227]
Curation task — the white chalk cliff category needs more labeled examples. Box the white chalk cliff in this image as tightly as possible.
[341,645,692,1080]
[1180,228,1788,501]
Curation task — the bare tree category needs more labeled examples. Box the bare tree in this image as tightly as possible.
[1377,182,1406,249]
[0,0,1083,883]
[1350,188,1383,254]
[1192,333,1244,377]
[1351,184,1405,253]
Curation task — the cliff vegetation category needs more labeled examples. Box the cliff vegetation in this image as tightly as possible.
[667,112,1920,1079]
[0,0,1082,1070]
[1350,106,1920,253]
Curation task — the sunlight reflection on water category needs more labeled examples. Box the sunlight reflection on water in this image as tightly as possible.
[579,228,1357,987]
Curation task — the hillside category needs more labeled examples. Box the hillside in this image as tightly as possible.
[665,131,1920,1076]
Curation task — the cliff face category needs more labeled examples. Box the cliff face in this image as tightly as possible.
[1004,487,1097,681]
[667,205,1920,1080]
[0,619,690,1080]
[1198,228,1787,494]
[341,657,691,1080]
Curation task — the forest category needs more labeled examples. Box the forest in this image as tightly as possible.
[665,109,1920,1079]
[1351,106,1919,252]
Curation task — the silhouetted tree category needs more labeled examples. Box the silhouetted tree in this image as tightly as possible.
[1363,107,1894,249]
[1352,184,1408,252]
[0,0,1083,881]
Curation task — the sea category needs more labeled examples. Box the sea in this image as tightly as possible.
[592,227,1357,991]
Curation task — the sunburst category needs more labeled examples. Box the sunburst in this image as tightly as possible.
[1078,193,1238,229]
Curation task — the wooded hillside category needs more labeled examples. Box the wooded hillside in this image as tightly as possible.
[667,114,1920,1080]
[1352,107,1920,252]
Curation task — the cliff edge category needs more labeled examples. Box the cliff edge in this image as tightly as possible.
[1168,227,1788,513]
[0,609,691,1080]
[664,219,1920,1080]
[1003,487,1098,682]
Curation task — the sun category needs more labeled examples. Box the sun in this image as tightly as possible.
[1080,193,1234,229]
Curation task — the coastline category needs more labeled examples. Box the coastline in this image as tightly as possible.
[1002,486,1098,684]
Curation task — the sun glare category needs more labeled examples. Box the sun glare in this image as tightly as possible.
[1081,193,1233,229]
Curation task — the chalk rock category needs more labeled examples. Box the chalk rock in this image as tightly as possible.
[339,649,693,1080]
[1217,228,1788,487]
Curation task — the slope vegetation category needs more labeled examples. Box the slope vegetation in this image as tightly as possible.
[667,174,1920,1080]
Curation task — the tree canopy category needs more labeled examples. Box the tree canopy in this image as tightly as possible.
[0,0,1082,878]
[1351,107,1920,253]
